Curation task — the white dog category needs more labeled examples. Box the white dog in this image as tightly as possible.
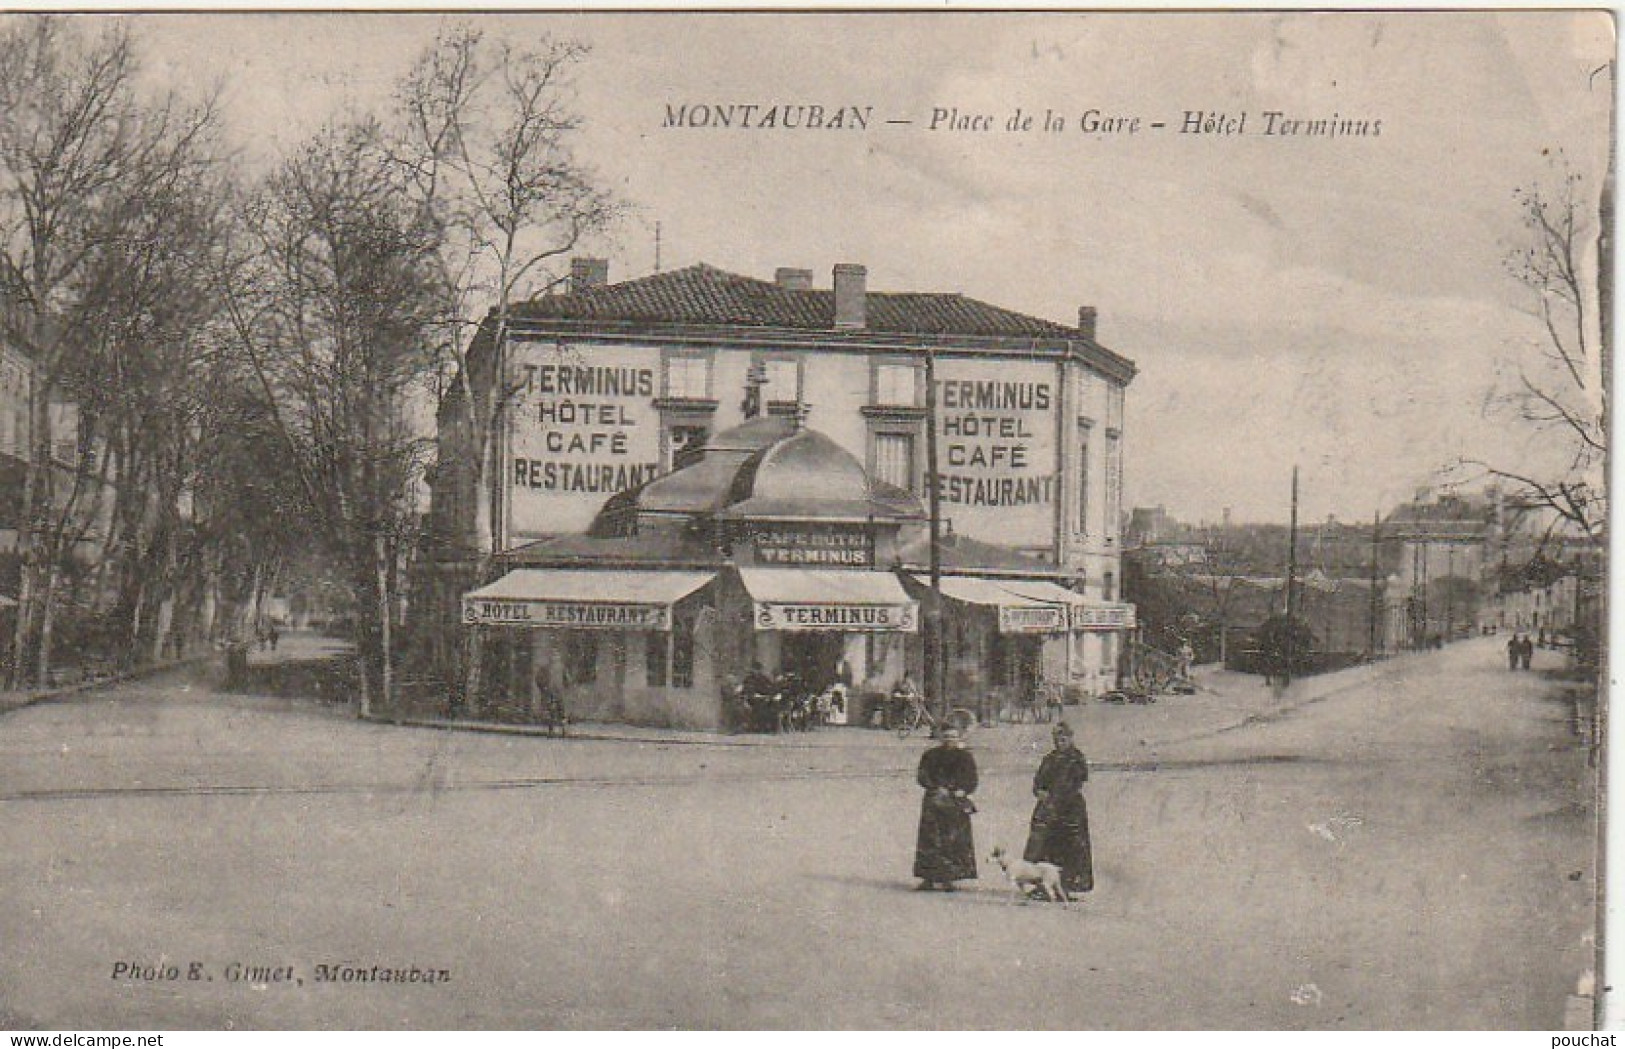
[989,846,1069,903]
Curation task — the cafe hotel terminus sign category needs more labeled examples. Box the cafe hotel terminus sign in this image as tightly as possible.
[752,525,873,567]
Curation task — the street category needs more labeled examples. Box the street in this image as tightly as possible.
[0,634,1598,1029]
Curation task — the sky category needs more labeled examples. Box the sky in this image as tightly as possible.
[121,10,1614,525]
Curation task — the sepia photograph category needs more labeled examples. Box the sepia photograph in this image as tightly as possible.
[0,7,1611,1033]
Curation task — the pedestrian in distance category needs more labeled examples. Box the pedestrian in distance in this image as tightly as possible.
[533,662,567,736]
[1023,721,1094,897]
[1507,634,1521,671]
[1520,634,1534,671]
[742,661,776,733]
[913,725,978,892]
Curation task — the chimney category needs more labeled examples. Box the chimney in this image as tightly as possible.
[571,257,609,292]
[833,263,867,329]
[1077,306,1098,341]
[775,267,814,291]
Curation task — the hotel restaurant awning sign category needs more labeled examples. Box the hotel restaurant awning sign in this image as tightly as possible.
[462,570,715,630]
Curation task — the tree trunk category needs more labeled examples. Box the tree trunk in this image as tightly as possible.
[373,531,390,717]
[128,578,146,669]
[198,549,219,642]
[465,625,484,717]
[35,563,58,690]
[11,555,36,690]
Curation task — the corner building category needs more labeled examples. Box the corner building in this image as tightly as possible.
[423,260,1137,728]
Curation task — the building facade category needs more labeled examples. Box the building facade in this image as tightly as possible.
[421,260,1138,727]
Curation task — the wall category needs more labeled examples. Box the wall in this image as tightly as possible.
[502,334,1126,568]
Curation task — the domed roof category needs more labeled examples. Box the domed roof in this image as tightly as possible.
[727,429,866,506]
[590,416,924,529]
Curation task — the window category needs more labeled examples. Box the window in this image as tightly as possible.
[671,617,695,688]
[563,634,599,686]
[873,433,915,493]
[763,359,800,404]
[1102,571,1115,602]
[665,424,709,470]
[875,363,919,407]
[666,356,710,400]
[644,632,667,687]
[1076,421,1093,533]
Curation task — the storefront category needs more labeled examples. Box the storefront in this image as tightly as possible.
[725,567,917,725]
[455,407,1132,730]
[905,574,1071,721]
[462,568,721,726]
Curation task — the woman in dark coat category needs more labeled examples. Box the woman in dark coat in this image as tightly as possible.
[913,727,978,891]
[1024,722,1093,894]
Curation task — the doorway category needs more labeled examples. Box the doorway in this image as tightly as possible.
[780,632,845,691]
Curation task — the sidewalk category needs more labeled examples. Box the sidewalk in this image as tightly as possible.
[371,642,1469,767]
[0,651,216,716]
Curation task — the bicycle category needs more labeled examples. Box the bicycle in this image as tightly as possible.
[895,694,977,739]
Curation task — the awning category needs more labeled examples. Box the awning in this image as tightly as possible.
[462,569,715,629]
[912,574,1068,634]
[740,568,917,633]
[915,575,1136,632]
[997,580,1137,630]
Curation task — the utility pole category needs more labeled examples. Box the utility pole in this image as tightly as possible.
[1283,465,1299,684]
[923,348,947,730]
[1448,541,1457,638]
[1368,510,1381,658]
[1419,539,1429,645]
[1572,553,1584,637]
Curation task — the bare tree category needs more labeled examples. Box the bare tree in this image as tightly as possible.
[1468,154,1608,547]
[221,118,445,715]
[0,16,221,686]
[398,22,619,540]
[391,22,620,700]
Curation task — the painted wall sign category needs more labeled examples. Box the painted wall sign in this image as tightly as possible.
[508,342,662,535]
[998,604,1068,634]
[751,525,873,567]
[932,358,1059,548]
[754,602,918,632]
[463,598,670,630]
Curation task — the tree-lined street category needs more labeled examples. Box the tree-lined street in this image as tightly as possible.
[0,635,1596,1029]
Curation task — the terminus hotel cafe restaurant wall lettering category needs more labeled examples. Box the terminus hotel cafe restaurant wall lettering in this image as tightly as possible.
[418,259,1137,730]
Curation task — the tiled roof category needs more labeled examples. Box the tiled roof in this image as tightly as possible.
[514,263,1081,339]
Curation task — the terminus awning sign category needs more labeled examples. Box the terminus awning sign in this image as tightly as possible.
[740,568,918,633]
[755,602,917,632]
[464,599,670,630]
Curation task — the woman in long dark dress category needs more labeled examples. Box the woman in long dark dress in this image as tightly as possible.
[1023,722,1093,894]
[913,727,978,891]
